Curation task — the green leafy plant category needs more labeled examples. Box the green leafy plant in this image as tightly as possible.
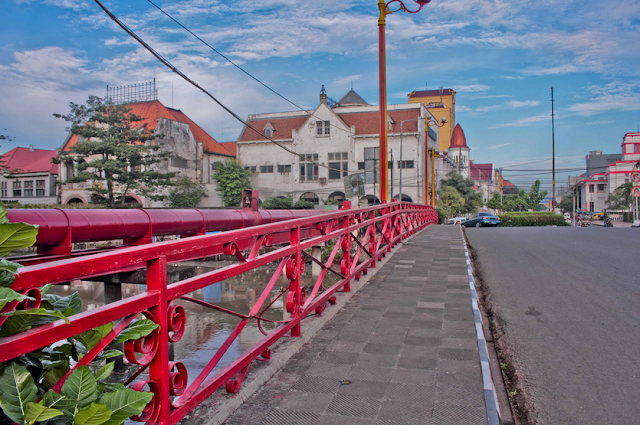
[0,203,157,425]
[165,176,208,208]
[497,212,568,227]
[212,160,252,207]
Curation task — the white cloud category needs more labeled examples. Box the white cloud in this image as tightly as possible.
[523,64,578,76]
[14,0,88,10]
[489,113,550,128]
[487,143,512,150]
[460,99,540,116]
[567,80,640,116]
[452,84,492,93]
[333,74,361,86]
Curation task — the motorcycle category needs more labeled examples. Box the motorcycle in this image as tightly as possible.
[578,219,591,227]
[603,217,614,227]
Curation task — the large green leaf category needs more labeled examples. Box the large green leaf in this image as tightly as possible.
[60,366,98,416]
[93,350,122,362]
[0,362,38,424]
[73,403,112,425]
[42,390,73,416]
[74,324,113,351]
[23,401,64,425]
[98,389,153,425]
[0,222,39,256]
[42,293,82,316]
[2,308,69,335]
[0,259,22,287]
[112,320,158,344]
[0,287,33,310]
[93,363,114,382]
[42,365,70,390]
[0,204,8,224]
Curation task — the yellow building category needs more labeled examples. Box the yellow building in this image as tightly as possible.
[408,88,456,151]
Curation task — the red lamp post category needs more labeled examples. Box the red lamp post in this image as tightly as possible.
[378,0,431,203]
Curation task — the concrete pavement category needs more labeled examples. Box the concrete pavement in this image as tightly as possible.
[223,225,498,425]
[466,227,640,424]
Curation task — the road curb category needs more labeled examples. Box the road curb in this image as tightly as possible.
[460,226,503,425]
[190,226,429,425]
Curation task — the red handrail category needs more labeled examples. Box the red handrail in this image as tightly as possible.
[2,201,437,425]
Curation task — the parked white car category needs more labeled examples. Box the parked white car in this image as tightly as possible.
[447,217,468,225]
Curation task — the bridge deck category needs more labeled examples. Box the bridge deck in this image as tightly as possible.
[221,225,493,425]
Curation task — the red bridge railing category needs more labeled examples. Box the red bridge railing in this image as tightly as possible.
[2,201,437,424]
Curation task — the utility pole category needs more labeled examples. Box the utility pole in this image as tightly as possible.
[551,87,556,211]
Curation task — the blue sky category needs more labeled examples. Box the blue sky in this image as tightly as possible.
[2,0,640,192]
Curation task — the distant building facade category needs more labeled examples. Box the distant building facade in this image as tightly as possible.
[60,99,234,207]
[236,88,440,206]
[577,132,640,213]
[0,146,59,205]
[407,88,456,151]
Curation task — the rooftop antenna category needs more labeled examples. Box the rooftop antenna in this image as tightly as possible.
[351,81,353,90]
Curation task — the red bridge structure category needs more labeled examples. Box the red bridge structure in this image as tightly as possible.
[2,192,437,424]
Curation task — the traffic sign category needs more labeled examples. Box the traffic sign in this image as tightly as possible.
[631,171,640,183]
[632,186,640,198]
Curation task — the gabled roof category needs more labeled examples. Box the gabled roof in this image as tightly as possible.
[450,124,468,149]
[503,179,515,187]
[238,107,421,142]
[408,89,456,98]
[470,162,493,181]
[337,89,369,107]
[0,147,58,174]
[63,100,230,156]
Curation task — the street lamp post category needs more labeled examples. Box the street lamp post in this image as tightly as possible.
[378,0,431,203]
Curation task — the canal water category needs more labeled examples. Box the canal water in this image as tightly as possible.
[48,260,340,389]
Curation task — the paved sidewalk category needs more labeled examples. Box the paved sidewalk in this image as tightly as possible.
[224,225,492,425]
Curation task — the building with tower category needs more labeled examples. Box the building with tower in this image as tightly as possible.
[407,88,456,151]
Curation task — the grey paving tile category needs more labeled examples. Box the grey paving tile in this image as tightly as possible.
[275,391,334,414]
[355,353,399,367]
[337,380,389,398]
[363,343,402,356]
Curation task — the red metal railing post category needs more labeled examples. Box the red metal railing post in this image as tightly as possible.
[147,256,171,424]
[342,215,352,292]
[290,227,301,338]
[369,210,376,269]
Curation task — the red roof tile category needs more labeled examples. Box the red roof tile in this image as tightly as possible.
[503,179,515,187]
[0,147,58,174]
[63,100,228,155]
[238,116,309,142]
[220,142,237,156]
[238,108,421,142]
[450,124,468,149]
[470,162,493,180]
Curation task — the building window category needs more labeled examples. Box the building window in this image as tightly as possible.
[589,201,594,212]
[36,180,45,187]
[316,121,330,136]
[277,164,291,173]
[24,189,33,197]
[300,154,319,181]
[12,181,21,189]
[588,184,594,193]
[13,190,21,197]
[36,189,45,196]
[398,160,414,169]
[245,166,257,173]
[212,162,221,171]
[260,165,274,173]
[24,181,33,188]
[364,147,380,184]
[66,162,75,180]
[358,162,365,170]
[635,144,640,153]
[597,184,605,192]
[328,152,348,180]
[131,164,142,172]
[388,161,393,169]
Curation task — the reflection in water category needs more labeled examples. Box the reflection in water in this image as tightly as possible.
[48,261,340,387]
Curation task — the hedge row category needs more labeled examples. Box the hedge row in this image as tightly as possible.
[498,212,569,227]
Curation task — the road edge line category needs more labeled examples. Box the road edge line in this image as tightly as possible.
[460,225,502,425]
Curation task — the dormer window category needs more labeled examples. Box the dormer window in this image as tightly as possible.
[387,115,394,131]
[263,122,275,138]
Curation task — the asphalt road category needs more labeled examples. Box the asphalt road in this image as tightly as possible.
[465,227,640,425]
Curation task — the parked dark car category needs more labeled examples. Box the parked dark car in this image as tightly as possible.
[463,212,500,227]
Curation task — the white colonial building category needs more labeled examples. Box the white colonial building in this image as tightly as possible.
[0,146,59,205]
[577,132,640,214]
[236,88,447,206]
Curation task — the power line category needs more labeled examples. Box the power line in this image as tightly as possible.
[94,0,361,176]
[145,0,352,136]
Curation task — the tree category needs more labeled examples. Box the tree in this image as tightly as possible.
[557,192,576,212]
[262,196,294,209]
[440,172,483,214]
[486,193,503,211]
[165,176,208,208]
[437,186,465,218]
[605,182,632,210]
[525,180,548,211]
[502,189,528,212]
[54,96,176,208]
[212,160,252,207]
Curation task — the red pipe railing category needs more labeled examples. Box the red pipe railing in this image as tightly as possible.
[2,201,437,425]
